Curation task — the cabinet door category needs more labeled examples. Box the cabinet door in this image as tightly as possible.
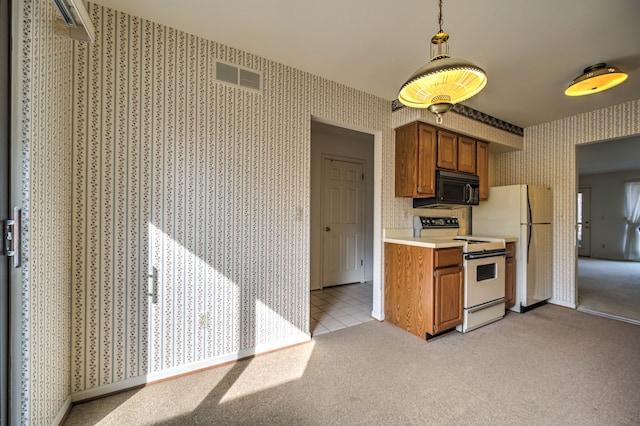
[477,141,489,200]
[384,243,434,339]
[458,136,477,174]
[505,246,516,309]
[384,243,405,327]
[433,265,463,333]
[407,245,432,338]
[437,130,458,170]
[394,123,418,197]
[416,124,436,196]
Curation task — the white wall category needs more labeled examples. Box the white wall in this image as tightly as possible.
[310,121,374,289]
[14,0,74,423]
[70,4,391,399]
[579,170,640,260]
[494,99,640,308]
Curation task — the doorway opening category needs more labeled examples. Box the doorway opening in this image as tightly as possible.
[1,0,11,422]
[310,120,377,335]
[576,136,640,324]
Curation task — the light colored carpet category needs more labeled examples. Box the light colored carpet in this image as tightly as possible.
[578,257,640,323]
[64,304,640,425]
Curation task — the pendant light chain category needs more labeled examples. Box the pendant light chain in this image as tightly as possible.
[438,0,444,33]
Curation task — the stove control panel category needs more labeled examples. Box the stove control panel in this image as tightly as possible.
[415,216,459,229]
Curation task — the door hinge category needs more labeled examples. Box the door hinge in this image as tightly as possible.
[360,259,363,266]
[3,208,21,268]
[362,173,364,181]
[433,324,437,333]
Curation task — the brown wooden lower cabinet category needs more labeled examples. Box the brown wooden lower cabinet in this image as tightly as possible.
[505,242,516,309]
[434,265,464,334]
[384,243,463,340]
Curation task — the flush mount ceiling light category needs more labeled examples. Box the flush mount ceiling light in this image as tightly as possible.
[397,0,487,123]
[564,63,628,96]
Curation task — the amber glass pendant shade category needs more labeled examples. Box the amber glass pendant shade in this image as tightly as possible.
[398,56,487,109]
[397,1,487,123]
[565,63,628,96]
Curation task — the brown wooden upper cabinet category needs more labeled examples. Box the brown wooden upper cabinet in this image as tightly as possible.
[476,140,489,200]
[458,136,477,174]
[395,121,490,200]
[395,122,437,198]
[436,130,458,171]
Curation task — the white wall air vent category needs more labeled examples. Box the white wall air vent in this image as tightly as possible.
[52,0,95,43]
[215,61,262,92]
[216,62,239,85]
[239,69,261,91]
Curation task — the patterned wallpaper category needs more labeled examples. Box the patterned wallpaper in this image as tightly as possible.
[17,0,74,423]
[71,4,390,396]
[494,99,640,307]
[19,0,631,413]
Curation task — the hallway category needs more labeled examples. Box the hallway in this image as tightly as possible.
[310,282,373,336]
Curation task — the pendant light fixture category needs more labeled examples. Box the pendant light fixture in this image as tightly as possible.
[564,63,628,96]
[397,0,487,123]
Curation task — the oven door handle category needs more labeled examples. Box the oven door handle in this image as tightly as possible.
[467,298,506,314]
[464,250,506,260]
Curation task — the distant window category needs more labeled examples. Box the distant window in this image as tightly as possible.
[577,192,583,248]
[623,181,640,260]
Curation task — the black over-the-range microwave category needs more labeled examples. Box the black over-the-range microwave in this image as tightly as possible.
[412,170,480,208]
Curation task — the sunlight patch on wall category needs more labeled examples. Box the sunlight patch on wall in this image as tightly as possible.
[148,221,237,373]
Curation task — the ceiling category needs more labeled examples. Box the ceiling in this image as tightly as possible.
[93,0,640,128]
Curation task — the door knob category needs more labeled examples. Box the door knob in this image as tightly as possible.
[325,227,330,232]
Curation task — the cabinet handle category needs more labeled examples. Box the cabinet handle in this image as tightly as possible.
[467,298,506,314]
[325,227,330,232]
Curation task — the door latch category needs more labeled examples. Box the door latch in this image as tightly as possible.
[3,208,21,268]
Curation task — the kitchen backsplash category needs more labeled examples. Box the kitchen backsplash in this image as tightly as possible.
[412,207,471,235]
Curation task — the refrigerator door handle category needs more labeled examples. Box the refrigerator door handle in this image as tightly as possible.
[527,222,532,264]
[527,186,533,225]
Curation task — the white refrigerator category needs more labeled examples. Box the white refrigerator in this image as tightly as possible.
[472,185,553,313]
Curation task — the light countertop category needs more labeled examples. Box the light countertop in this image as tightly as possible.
[383,229,465,249]
[466,235,519,243]
[383,229,518,248]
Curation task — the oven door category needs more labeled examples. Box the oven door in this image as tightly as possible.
[463,252,505,308]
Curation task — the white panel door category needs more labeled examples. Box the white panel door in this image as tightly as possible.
[322,158,364,287]
[578,187,591,257]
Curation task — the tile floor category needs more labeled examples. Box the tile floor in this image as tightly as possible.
[310,281,373,336]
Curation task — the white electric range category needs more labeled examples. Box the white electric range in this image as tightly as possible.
[414,216,507,333]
